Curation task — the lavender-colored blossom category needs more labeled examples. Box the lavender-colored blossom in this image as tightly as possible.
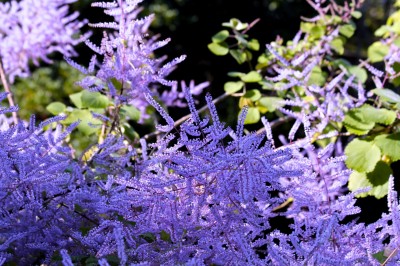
[69,0,206,122]
[160,80,209,108]
[0,0,87,82]
[1,0,400,265]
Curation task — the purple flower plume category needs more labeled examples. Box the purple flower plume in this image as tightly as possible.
[0,0,87,82]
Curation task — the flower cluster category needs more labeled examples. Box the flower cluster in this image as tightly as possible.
[0,0,87,82]
[0,0,400,265]
[70,0,207,121]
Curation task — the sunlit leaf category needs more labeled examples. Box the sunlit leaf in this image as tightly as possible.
[368,42,389,63]
[348,161,392,199]
[243,107,260,124]
[345,138,381,173]
[375,133,400,162]
[339,24,356,38]
[81,91,109,109]
[372,88,400,103]
[208,42,229,56]
[224,81,244,94]
[212,30,229,43]
[46,102,66,115]
[244,89,261,101]
[230,49,247,64]
[258,97,284,112]
[241,71,262,83]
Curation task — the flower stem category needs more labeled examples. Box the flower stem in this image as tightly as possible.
[0,58,18,124]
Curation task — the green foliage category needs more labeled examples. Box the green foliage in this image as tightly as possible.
[368,42,390,62]
[222,18,249,31]
[224,81,244,94]
[241,71,262,83]
[243,107,260,124]
[208,42,229,56]
[308,66,327,86]
[348,161,392,199]
[210,1,400,200]
[372,88,400,110]
[209,4,362,125]
[258,97,284,112]
[375,133,400,162]
[81,91,109,109]
[343,104,396,135]
[12,62,83,120]
[339,23,356,38]
[46,102,66,115]
[212,30,229,43]
[208,18,258,65]
[345,139,381,173]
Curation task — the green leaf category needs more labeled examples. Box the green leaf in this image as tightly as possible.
[208,42,229,56]
[222,18,248,31]
[343,108,375,135]
[239,96,252,108]
[247,39,260,51]
[121,105,141,121]
[123,122,139,140]
[69,92,83,109]
[348,66,367,83]
[141,232,156,243]
[245,50,253,61]
[240,71,262,83]
[375,133,400,162]
[243,107,260,124]
[339,24,356,38]
[331,58,351,68]
[258,96,284,112]
[81,91,109,109]
[348,161,392,199]
[390,62,400,86]
[224,81,244,94]
[46,102,66,115]
[345,139,381,173]
[300,22,313,33]
[307,66,326,86]
[368,42,390,63]
[310,25,325,39]
[64,109,101,136]
[330,38,345,54]
[372,251,387,264]
[244,89,261,101]
[227,72,245,78]
[229,49,247,64]
[160,230,172,243]
[372,88,400,103]
[358,104,396,125]
[211,30,229,43]
[351,10,362,19]
[375,25,391,37]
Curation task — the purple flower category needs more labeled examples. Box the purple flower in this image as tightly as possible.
[0,0,87,82]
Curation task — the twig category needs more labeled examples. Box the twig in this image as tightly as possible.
[381,247,399,266]
[0,58,18,124]
[242,18,261,34]
[256,116,293,135]
[276,131,351,151]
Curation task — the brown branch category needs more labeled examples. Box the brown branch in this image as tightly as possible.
[256,116,293,135]
[381,247,399,266]
[0,58,18,124]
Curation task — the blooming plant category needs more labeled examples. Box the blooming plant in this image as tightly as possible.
[0,0,400,265]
